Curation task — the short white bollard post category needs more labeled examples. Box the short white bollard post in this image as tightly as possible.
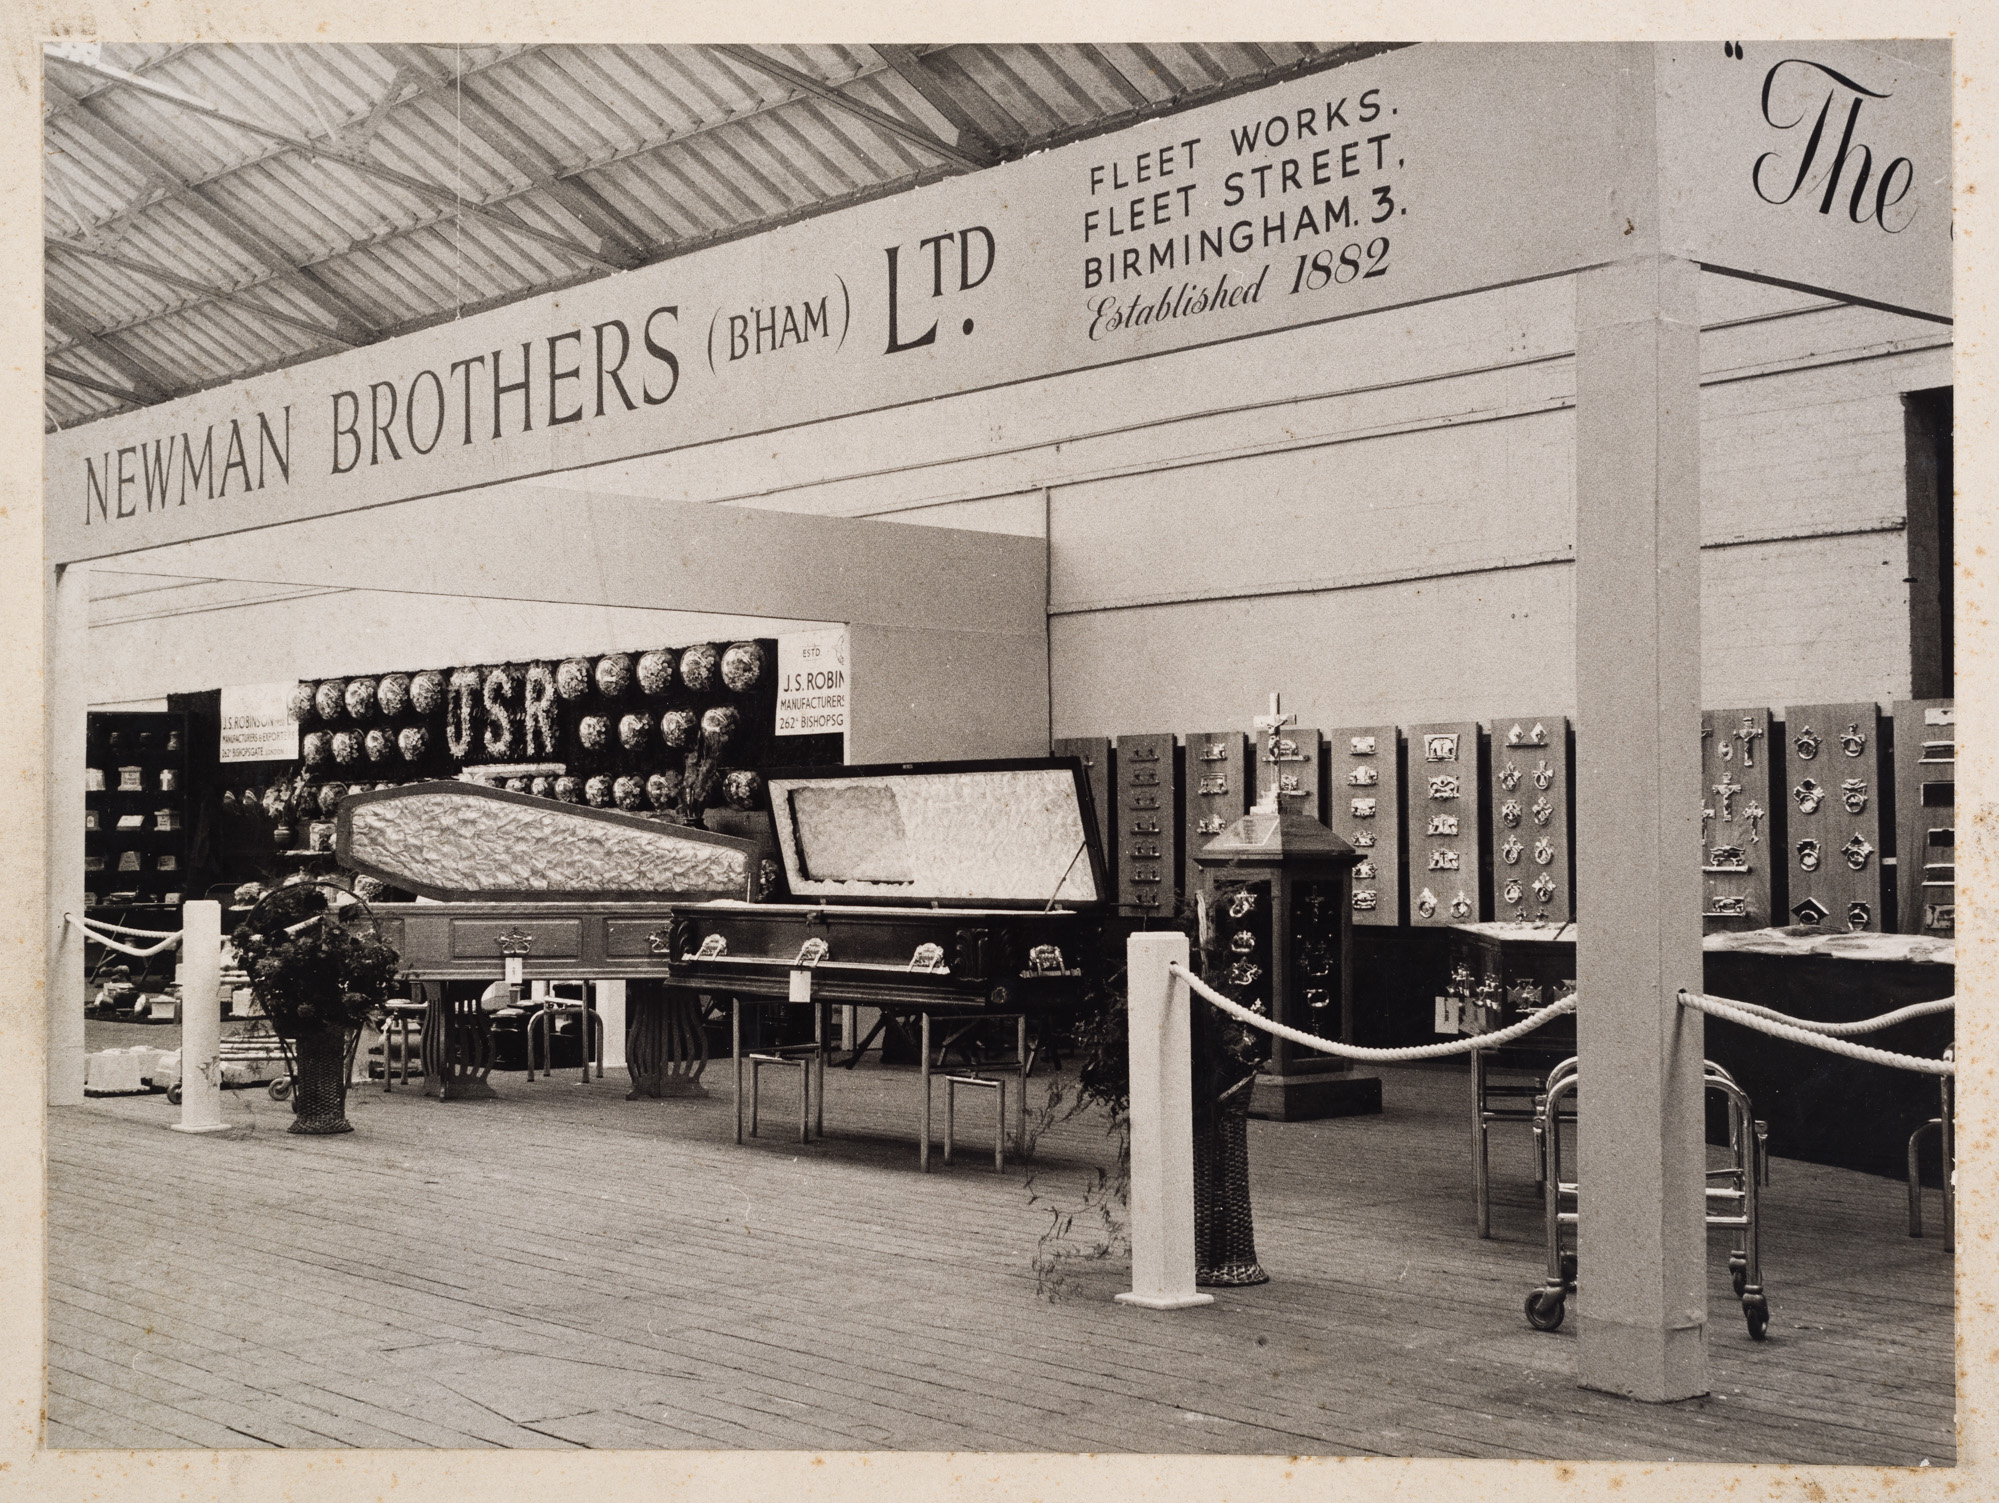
[1117,931,1213,1310]
[170,901,229,1135]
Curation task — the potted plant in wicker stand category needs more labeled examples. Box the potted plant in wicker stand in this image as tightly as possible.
[230,879,401,1135]
[1026,912,1267,1292]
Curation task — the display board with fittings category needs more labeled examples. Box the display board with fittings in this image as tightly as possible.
[1892,699,1954,938]
[1486,715,1572,926]
[1781,702,1884,933]
[1113,733,1178,914]
[1182,730,1248,902]
[1327,724,1402,926]
[1257,722,1323,823]
[1405,721,1483,927]
[1700,707,1776,932]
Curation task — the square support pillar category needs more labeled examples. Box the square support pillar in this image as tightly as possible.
[46,562,89,1107]
[1573,251,1709,1401]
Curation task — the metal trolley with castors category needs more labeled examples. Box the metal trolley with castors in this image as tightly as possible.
[1906,1051,1955,1247]
[166,1021,293,1105]
[1523,1056,1772,1340]
[166,1023,361,1107]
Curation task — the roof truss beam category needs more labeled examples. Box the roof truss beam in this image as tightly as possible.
[46,75,383,345]
[43,293,177,404]
[48,43,954,290]
[713,45,995,169]
[48,237,359,348]
[45,50,628,273]
[870,45,1013,159]
[378,42,649,262]
[47,365,147,406]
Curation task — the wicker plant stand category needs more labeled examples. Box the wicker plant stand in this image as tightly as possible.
[1195,1093,1268,1286]
[288,1028,355,1135]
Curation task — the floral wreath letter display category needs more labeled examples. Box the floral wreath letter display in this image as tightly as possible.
[242,639,826,857]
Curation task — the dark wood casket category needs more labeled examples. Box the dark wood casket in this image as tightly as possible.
[660,758,1111,1011]
[335,780,761,1099]
[660,757,1113,1164]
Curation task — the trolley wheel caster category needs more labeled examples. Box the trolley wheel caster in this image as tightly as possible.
[1742,1293,1769,1341]
[1524,1288,1567,1332]
[1729,1256,1748,1298]
[165,1083,182,1107]
[268,1077,293,1102]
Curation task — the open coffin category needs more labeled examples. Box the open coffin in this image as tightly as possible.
[663,758,1112,1010]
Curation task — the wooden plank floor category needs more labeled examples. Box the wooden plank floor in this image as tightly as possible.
[47,1053,1955,1461]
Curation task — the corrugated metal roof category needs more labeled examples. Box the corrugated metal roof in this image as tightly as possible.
[43,41,1400,431]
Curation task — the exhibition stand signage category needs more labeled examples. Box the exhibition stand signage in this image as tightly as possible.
[217,682,301,763]
[46,42,1948,566]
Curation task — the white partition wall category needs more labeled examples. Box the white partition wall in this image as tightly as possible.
[83,487,1052,761]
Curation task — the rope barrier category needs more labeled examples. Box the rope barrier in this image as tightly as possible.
[1165,962,1952,1076]
[1167,962,1576,1062]
[1680,990,1954,1077]
[1709,995,1954,1037]
[66,913,183,959]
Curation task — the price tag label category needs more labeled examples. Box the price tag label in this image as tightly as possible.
[789,968,813,1003]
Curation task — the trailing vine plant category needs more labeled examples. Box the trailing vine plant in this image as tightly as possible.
[1019,905,1207,1301]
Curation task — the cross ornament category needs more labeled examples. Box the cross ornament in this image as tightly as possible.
[1741,800,1764,843]
[1252,691,1295,739]
[1733,717,1763,769]
[1251,692,1295,811]
[1712,776,1742,821]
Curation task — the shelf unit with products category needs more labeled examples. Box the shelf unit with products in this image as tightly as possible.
[82,711,190,987]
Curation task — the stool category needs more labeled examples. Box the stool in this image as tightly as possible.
[943,1074,1007,1170]
[1471,1041,1570,1237]
[380,1002,425,1091]
[1524,1056,1772,1340]
[748,1050,812,1143]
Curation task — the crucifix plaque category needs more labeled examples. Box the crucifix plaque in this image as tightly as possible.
[1253,692,1323,822]
[1699,707,1775,931]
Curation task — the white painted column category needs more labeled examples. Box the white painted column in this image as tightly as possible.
[170,901,229,1134]
[1117,931,1212,1311]
[1573,248,1708,1399]
[595,980,627,1069]
[46,561,90,1107]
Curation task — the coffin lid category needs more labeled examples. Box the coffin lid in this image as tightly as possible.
[1194,809,1359,869]
[762,757,1108,909]
[335,780,758,902]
